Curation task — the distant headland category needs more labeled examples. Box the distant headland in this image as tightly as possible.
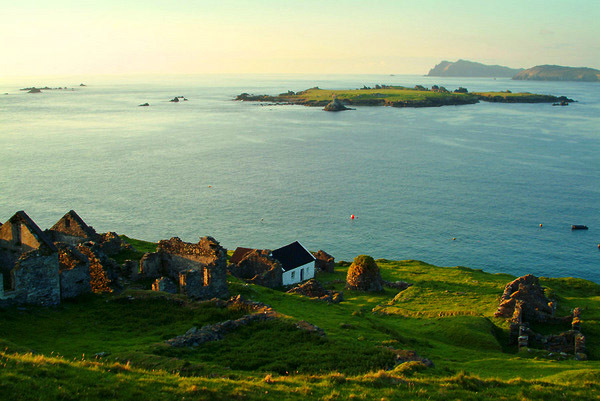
[427,59,523,78]
[513,65,600,82]
[426,59,600,82]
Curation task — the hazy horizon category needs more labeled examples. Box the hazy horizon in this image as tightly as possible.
[2,0,599,77]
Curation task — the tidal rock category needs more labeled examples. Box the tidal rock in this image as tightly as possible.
[323,95,350,112]
[139,103,150,107]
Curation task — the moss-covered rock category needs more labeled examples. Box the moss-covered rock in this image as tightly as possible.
[346,255,383,292]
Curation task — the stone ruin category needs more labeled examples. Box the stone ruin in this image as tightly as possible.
[56,243,92,299]
[228,249,283,289]
[312,250,335,273]
[346,255,384,292]
[166,295,325,348]
[46,210,101,245]
[495,274,586,359]
[0,210,131,307]
[495,274,553,322]
[142,236,229,300]
[286,278,343,303]
[0,211,61,306]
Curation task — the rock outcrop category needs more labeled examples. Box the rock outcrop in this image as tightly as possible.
[323,95,350,112]
[346,255,383,292]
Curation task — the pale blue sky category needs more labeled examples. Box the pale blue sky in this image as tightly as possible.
[1,0,598,75]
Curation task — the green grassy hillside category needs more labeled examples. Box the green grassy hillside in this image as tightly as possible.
[1,254,599,400]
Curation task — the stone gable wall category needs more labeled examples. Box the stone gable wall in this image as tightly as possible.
[5,251,61,306]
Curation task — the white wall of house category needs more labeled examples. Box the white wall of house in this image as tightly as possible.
[282,261,315,286]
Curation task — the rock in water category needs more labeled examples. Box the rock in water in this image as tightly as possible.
[139,103,150,107]
[324,95,350,112]
[346,255,383,292]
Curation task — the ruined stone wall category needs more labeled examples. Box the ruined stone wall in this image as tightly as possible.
[0,222,41,254]
[157,237,225,266]
[57,244,91,299]
[19,225,43,253]
[229,249,283,288]
[48,232,88,246]
[178,267,228,299]
[153,237,228,299]
[9,251,60,306]
[77,245,113,293]
[51,218,92,239]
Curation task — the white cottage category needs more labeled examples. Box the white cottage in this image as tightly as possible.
[271,241,316,286]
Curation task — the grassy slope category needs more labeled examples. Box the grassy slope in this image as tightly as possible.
[1,253,600,400]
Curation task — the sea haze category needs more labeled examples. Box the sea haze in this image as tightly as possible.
[1,74,599,281]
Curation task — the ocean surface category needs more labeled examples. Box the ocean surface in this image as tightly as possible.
[1,74,599,282]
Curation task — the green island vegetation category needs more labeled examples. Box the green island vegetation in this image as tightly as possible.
[236,85,574,109]
[1,236,599,400]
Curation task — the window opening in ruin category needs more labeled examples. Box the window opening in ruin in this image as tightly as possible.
[65,219,70,228]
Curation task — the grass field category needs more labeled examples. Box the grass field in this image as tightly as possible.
[1,245,599,400]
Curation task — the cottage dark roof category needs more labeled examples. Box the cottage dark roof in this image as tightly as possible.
[230,247,256,265]
[7,210,57,252]
[271,241,315,272]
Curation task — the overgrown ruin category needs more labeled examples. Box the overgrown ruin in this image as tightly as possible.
[0,211,60,306]
[495,274,586,359]
[144,236,229,299]
[0,210,127,306]
[228,249,283,289]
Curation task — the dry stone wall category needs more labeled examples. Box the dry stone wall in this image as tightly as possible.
[2,251,61,306]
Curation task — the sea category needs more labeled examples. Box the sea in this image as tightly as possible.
[1,74,599,282]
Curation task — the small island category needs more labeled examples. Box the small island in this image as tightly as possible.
[236,85,574,110]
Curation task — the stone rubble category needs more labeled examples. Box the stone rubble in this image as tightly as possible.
[286,279,343,303]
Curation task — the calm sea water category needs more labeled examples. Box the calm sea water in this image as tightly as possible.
[1,74,599,281]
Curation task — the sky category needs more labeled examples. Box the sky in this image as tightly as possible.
[1,0,599,76]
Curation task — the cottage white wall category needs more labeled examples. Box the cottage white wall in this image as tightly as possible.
[282,261,315,286]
